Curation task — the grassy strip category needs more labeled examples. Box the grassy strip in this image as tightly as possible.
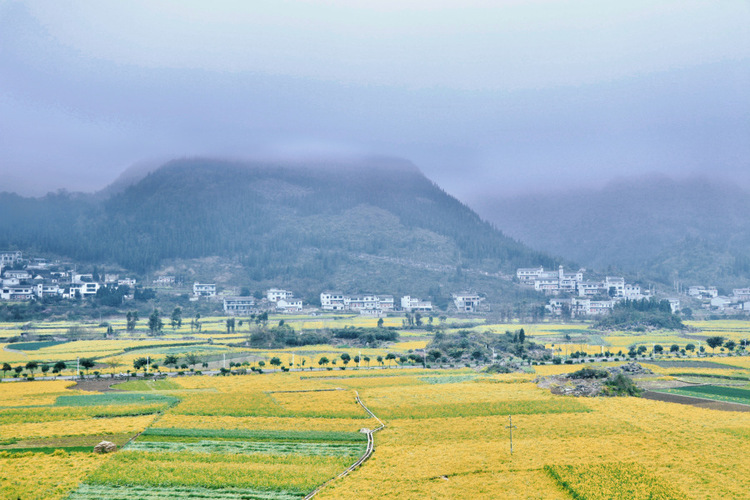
[126,439,365,457]
[659,385,750,405]
[143,427,367,442]
[69,484,303,500]
[54,393,179,407]
[371,399,591,419]
[8,340,68,351]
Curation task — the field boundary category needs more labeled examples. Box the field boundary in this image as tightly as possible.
[303,390,385,499]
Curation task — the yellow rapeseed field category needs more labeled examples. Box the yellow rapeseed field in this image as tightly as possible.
[0,451,107,500]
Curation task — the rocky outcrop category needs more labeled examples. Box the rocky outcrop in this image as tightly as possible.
[93,441,117,454]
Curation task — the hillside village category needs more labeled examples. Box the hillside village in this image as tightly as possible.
[517,265,750,317]
[1,251,484,317]
[4,249,749,319]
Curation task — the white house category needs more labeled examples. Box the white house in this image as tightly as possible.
[0,251,22,266]
[1,285,34,301]
[623,284,642,300]
[452,292,483,313]
[266,288,294,302]
[733,288,750,301]
[276,298,303,313]
[193,283,216,298]
[516,266,544,284]
[320,292,346,310]
[604,277,625,298]
[401,295,433,312]
[223,296,256,315]
[70,282,100,297]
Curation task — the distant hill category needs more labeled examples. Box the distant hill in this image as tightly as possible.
[0,157,556,304]
[474,176,750,290]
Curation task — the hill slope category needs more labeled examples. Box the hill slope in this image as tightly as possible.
[474,176,750,290]
[0,157,556,302]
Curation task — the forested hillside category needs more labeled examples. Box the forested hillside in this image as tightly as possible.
[0,157,556,300]
[474,176,750,290]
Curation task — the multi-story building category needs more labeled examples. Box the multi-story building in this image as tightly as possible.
[320,292,346,311]
[193,283,216,298]
[266,288,294,302]
[452,292,483,313]
[401,295,433,312]
[223,296,256,315]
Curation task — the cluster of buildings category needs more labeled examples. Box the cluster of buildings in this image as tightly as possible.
[1,251,136,302]
[517,265,648,300]
[517,265,665,318]
[686,285,750,313]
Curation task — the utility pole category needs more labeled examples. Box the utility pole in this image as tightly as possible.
[77,357,80,379]
[506,415,517,455]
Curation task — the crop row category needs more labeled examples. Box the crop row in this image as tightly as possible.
[68,484,304,500]
[126,438,365,457]
[143,427,366,442]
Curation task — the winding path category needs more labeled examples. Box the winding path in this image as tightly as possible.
[303,390,385,499]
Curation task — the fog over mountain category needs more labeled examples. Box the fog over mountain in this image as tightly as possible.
[1,2,748,200]
[474,175,750,289]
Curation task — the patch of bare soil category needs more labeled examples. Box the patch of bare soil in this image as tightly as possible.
[66,378,125,392]
[642,391,750,412]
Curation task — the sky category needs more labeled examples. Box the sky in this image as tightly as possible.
[1,0,749,200]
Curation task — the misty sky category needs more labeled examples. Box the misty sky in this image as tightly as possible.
[1,1,749,200]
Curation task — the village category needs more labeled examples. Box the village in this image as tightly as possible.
[4,249,750,319]
[518,265,750,317]
[1,250,484,317]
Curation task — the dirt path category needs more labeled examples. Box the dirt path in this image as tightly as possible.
[642,390,750,412]
[304,390,385,499]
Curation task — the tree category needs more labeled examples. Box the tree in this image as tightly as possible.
[126,310,139,331]
[363,356,371,368]
[353,355,360,368]
[25,361,39,376]
[653,345,664,355]
[385,353,396,367]
[1,363,11,378]
[637,345,648,356]
[270,357,282,368]
[148,309,164,335]
[377,355,384,367]
[318,356,329,368]
[226,318,236,333]
[685,343,696,353]
[164,355,179,368]
[670,344,680,353]
[41,364,50,377]
[377,318,384,328]
[340,353,351,368]
[171,307,182,330]
[414,312,423,327]
[52,361,66,375]
[725,340,736,351]
[14,365,23,376]
[518,328,526,344]
[80,358,96,375]
[133,357,148,372]
[706,336,725,353]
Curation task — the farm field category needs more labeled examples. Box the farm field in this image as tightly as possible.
[1,316,750,498]
[0,359,749,498]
